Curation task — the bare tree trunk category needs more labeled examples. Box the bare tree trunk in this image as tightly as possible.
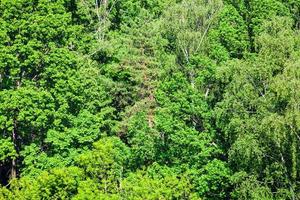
[189,71,195,88]
[290,125,297,182]
[10,119,17,179]
[10,79,21,179]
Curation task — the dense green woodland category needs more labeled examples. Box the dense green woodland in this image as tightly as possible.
[0,0,300,199]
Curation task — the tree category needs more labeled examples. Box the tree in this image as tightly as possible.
[0,0,115,180]
[163,0,223,64]
[215,16,300,198]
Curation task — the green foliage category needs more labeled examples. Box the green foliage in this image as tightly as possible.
[126,111,159,168]
[121,164,199,199]
[230,173,273,200]
[215,15,300,198]
[76,137,130,193]
[1,0,300,199]
[155,71,217,165]
[208,5,250,60]
[0,139,16,162]
[0,167,85,200]
[162,0,223,63]
[188,159,230,199]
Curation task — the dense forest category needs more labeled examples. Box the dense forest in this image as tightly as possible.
[0,0,300,199]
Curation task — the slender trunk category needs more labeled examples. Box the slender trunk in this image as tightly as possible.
[189,71,195,88]
[95,0,109,40]
[10,119,17,179]
[10,79,21,179]
[10,160,16,179]
[291,125,297,182]
[288,137,296,200]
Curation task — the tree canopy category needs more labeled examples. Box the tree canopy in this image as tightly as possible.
[0,0,300,199]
